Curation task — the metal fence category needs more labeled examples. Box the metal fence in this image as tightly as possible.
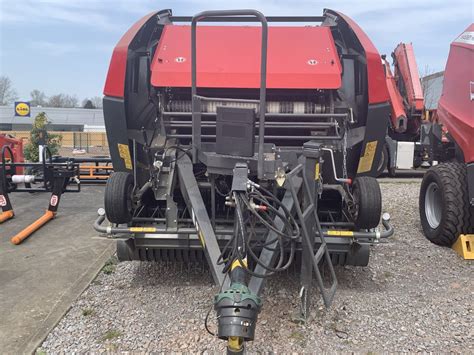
[1,130,110,157]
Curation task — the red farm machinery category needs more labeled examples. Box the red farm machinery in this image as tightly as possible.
[381,43,426,176]
[97,9,395,351]
[380,26,473,253]
[417,25,474,251]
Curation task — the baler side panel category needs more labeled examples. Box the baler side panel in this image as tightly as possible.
[103,97,132,172]
[104,11,159,98]
[326,9,390,176]
[356,102,391,176]
[437,25,474,163]
[331,10,389,105]
[103,10,171,172]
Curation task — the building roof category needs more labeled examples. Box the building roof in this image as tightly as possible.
[0,106,104,127]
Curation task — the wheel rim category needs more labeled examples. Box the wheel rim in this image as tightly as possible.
[425,182,442,229]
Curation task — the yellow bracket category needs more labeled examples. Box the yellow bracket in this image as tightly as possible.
[452,234,474,260]
[228,336,243,353]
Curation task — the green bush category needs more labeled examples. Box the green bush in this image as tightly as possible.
[24,112,62,162]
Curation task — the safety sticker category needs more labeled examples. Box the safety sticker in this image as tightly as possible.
[50,195,58,207]
[117,143,133,170]
[315,163,320,181]
[192,209,206,247]
[198,230,206,247]
[357,140,378,174]
[327,230,354,237]
[0,195,6,207]
[130,227,157,233]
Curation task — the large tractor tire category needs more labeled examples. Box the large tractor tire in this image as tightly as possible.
[104,171,134,224]
[375,145,389,177]
[352,176,382,229]
[419,162,472,246]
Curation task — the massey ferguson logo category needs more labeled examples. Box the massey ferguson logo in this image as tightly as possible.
[50,195,58,207]
[0,195,6,207]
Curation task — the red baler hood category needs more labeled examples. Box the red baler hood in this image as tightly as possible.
[437,24,474,163]
[150,25,342,89]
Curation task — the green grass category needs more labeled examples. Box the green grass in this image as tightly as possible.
[82,308,95,316]
[289,330,306,343]
[102,256,118,275]
[101,329,122,342]
[36,349,47,355]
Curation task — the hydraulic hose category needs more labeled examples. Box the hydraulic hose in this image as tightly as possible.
[322,213,394,241]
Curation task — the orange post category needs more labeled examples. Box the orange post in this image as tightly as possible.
[0,210,14,223]
[10,211,56,245]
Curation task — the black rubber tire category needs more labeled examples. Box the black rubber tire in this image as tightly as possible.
[375,145,389,177]
[104,171,134,224]
[419,162,471,246]
[352,176,382,229]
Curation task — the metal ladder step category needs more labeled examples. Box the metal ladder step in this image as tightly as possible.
[313,243,326,264]
[286,162,338,312]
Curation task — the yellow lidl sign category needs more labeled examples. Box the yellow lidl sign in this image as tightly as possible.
[15,101,31,117]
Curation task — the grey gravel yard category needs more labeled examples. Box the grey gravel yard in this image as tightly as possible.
[40,180,473,353]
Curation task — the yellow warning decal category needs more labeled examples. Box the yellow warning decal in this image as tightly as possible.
[117,143,132,170]
[315,163,320,181]
[327,230,354,237]
[357,140,378,174]
[198,230,205,247]
[231,258,248,270]
[130,227,157,233]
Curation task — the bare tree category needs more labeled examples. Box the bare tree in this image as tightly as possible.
[48,93,79,108]
[91,96,102,109]
[48,94,65,107]
[82,98,95,109]
[420,64,434,94]
[30,89,47,107]
[63,94,78,108]
[82,96,102,109]
[420,64,442,110]
[0,76,18,105]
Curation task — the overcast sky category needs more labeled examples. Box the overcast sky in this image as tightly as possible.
[0,0,472,101]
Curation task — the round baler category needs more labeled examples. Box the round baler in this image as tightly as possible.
[97,9,394,351]
[419,25,474,246]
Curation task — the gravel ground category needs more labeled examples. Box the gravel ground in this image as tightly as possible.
[40,180,473,353]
